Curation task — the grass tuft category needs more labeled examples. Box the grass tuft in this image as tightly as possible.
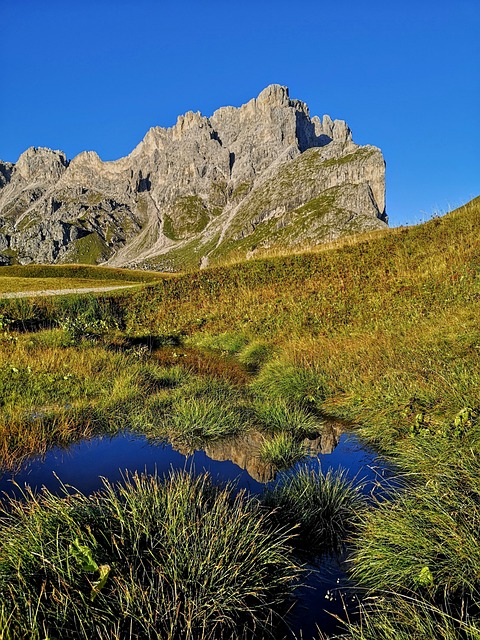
[0,471,302,640]
[253,399,321,437]
[237,340,274,370]
[263,465,365,553]
[167,395,246,446]
[260,432,306,470]
[251,359,329,407]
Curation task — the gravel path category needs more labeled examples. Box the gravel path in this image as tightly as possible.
[0,285,138,299]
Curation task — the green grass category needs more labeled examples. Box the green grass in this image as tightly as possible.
[250,359,329,407]
[263,465,365,554]
[337,595,480,640]
[253,399,321,437]
[237,340,274,370]
[259,432,306,469]
[1,196,480,636]
[0,263,169,282]
[0,264,170,295]
[0,471,301,639]
[65,231,111,264]
[166,395,246,447]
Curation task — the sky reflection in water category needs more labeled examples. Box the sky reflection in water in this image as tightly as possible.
[0,428,389,638]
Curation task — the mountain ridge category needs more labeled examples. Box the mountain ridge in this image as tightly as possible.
[0,85,387,270]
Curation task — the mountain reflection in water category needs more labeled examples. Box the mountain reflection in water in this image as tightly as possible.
[203,422,342,483]
[0,421,380,503]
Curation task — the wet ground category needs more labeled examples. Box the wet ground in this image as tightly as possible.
[0,427,391,638]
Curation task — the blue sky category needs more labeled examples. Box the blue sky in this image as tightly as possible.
[1,0,478,226]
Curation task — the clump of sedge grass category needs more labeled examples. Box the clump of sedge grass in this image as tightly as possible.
[187,330,248,355]
[351,473,480,600]
[251,359,328,407]
[237,340,274,370]
[263,465,366,554]
[337,592,480,640]
[253,399,321,437]
[167,395,246,446]
[0,471,301,640]
[260,432,306,470]
[136,363,188,393]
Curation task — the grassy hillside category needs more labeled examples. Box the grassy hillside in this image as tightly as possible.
[0,196,479,638]
[1,197,479,437]
[120,197,479,436]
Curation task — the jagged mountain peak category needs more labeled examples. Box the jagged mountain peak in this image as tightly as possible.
[0,86,386,269]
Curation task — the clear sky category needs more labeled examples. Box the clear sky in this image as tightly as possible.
[1,0,478,226]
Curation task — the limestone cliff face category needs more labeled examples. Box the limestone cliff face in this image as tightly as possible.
[0,85,387,268]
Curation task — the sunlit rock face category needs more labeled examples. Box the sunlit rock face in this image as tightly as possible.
[0,86,386,269]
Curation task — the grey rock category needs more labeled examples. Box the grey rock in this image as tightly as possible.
[0,85,386,268]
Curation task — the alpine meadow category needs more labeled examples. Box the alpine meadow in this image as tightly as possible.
[0,84,479,639]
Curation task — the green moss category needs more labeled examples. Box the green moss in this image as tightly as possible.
[208,180,228,209]
[231,181,253,201]
[0,248,19,265]
[85,192,106,206]
[16,216,41,232]
[319,147,375,168]
[163,215,178,241]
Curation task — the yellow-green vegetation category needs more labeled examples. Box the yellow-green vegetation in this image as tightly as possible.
[0,196,479,637]
[0,471,301,639]
[204,146,381,265]
[0,277,138,294]
[0,264,169,294]
[263,465,366,554]
[259,431,306,469]
[64,231,111,264]
[163,195,210,240]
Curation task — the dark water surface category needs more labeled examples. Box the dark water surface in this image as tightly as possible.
[0,429,390,638]
[0,429,384,498]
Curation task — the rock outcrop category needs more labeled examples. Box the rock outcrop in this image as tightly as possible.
[0,85,387,269]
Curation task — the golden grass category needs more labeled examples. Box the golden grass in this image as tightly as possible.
[0,276,140,294]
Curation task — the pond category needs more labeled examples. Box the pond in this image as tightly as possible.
[0,424,390,638]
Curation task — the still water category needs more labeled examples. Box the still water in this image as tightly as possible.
[0,427,389,638]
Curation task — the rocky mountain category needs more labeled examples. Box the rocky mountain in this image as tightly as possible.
[0,85,387,269]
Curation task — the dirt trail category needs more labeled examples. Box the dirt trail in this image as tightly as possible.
[0,285,138,299]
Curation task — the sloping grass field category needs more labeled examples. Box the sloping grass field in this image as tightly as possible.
[0,196,479,638]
